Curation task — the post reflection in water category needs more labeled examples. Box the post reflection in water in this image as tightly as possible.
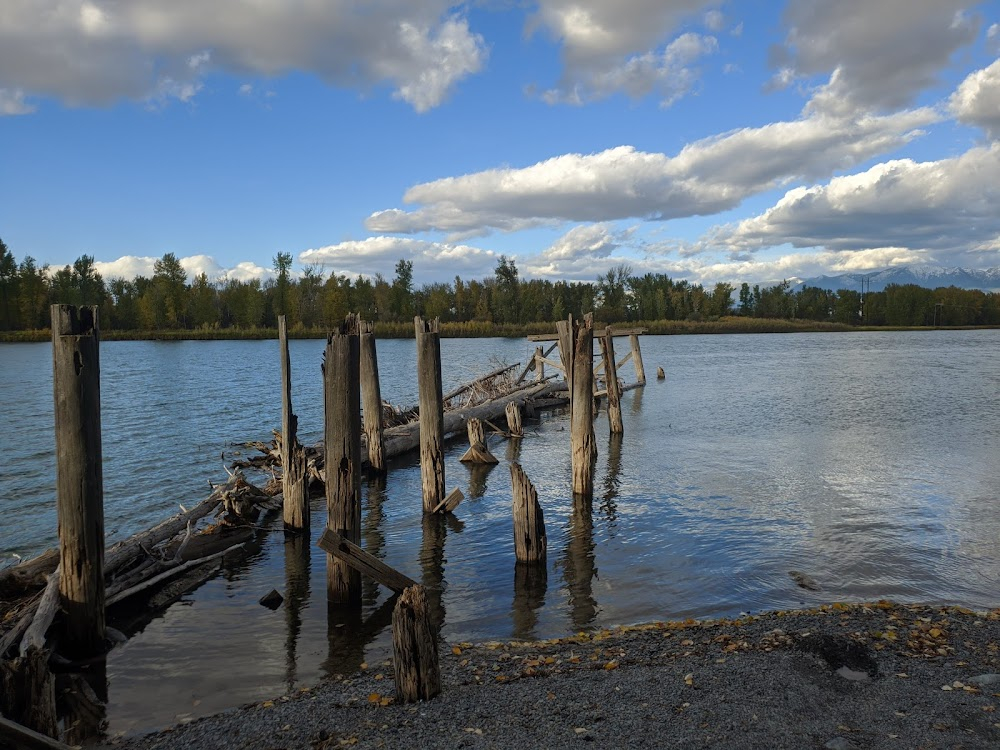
[323,595,398,679]
[282,532,311,690]
[62,664,108,746]
[511,563,547,640]
[601,432,623,531]
[419,514,449,631]
[505,436,523,464]
[465,462,495,500]
[362,475,388,606]
[629,385,644,415]
[563,494,598,631]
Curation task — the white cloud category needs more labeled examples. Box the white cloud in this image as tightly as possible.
[716,143,1000,266]
[949,58,1000,139]
[366,105,937,237]
[0,88,34,115]
[93,254,271,283]
[222,261,273,282]
[528,0,719,104]
[298,236,499,282]
[94,255,157,280]
[772,0,980,114]
[0,1,486,112]
[703,10,724,32]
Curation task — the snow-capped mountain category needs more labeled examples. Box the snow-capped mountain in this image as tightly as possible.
[799,265,1000,293]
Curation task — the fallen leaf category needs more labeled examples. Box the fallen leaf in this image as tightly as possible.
[452,646,463,656]
[684,673,694,686]
[261,701,274,708]
[604,661,619,670]
[368,693,381,703]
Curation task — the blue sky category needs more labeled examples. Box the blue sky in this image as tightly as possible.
[1,1,999,287]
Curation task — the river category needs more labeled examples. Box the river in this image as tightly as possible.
[1,331,999,734]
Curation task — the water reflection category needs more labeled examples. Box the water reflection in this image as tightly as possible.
[282,533,310,690]
[629,385,644,415]
[505,436,523,464]
[465,463,495,500]
[362,476,388,606]
[563,495,598,631]
[601,433,623,532]
[419,514,448,631]
[511,563,547,640]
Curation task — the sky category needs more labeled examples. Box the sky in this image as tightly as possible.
[1,0,999,288]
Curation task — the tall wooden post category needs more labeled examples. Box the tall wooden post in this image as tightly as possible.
[556,317,573,388]
[51,304,105,657]
[505,401,523,437]
[533,345,545,382]
[415,317,445,513]
[510,464,546,563]
[359,319,386,474]
[323,314,362,604]
[279,316,308,532]
[629,333,646,386]
[600,327,624,434]
[570,313,596,495]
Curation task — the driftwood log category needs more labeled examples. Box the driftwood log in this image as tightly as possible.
[391,585,441,703]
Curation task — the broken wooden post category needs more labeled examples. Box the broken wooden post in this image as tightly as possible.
[391,585,441,703]
[0,647,58,741]
[510,464,546,563]
[317,529,417,594]
[323,314,362,604]
[415,316,445,512]
[460,418,498,464]
[51,304,105,657]
[505,401,523,437]
[534,345,545,382]
[657,366,665,380]
[432,488,464,515]
[359,319,386,474]
[570,313,597,495]
[279,315,309,532]
[629,333,646,386]
[600,327,624,434]
[555,316,573,388]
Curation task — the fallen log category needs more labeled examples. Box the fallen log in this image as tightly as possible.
[19,570,60,657]
[0,550,58,601]
[106,542,246,607]
[0,715,75,750]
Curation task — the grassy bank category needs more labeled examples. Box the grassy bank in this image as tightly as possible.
[3,317,998,343]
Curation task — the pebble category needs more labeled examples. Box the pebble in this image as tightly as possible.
[824,738,852,750]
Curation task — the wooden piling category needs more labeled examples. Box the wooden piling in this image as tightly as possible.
[415,317,445,513]
[600,327,624,434]
[534,345,545,381]
[51,304,106,657]
[0,647,58,741]
[279,316,309,532]
[323,314,362,604]
[391,585,441,703]
[510,464,546,563]
[570,314,597,495]
[657,366,665,380]
[459,418,498,464]
[629,333,646,386]
[555,317,573,388]
[505,401,523,437]
[359,319,386,474]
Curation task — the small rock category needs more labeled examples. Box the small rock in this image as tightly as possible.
[968,673,1000,686]
[824,738,852,750]
[259,589,284,609]
[835,666,869,682]
[788,571,820,591]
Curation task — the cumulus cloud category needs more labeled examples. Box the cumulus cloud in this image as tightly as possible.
[771,0,980,114]
[298,236,499,282]
[950,58,1000,139]
[94,255,157,280]
[716,143,1000,266]
[93,254,272,282]
[528,0,719,104]
[0,88,34,115]
[0,1,485,112]
[366,105,937,237]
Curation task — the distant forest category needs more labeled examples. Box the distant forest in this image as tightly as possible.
[2,238,1000,334]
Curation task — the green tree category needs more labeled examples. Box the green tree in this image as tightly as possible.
[272,252,293,319]
[595,263,631,322]
[0,238,19,329]
[153,253,188,328]
[493,256,520,324]
[390,259,414,320]
[17,256,49,329]
[190,273,218,328]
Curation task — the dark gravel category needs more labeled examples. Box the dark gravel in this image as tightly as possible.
[101,602,1000,750]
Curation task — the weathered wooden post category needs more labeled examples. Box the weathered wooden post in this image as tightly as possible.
[391,585,441,703]
[279,315,308,532]
[570,313,597,495]
[510,464,546,563]
[415,316,445,512]
[600,327,624,434]
[460,418,498,464]
[359,319,386,474]
[657,366,665,380]
[556,317,573,388]
[533,345,545,382]
[629,333,646,386]
[505,401,523,437]
[51,304,105,657]
[323,314,362,604]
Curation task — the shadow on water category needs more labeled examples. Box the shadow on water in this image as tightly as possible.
[562,494,598,631]
[511,563,547,640]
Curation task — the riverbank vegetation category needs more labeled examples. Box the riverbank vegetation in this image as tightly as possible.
[2,239,999,341]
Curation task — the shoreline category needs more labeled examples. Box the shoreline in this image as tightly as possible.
[4,321,1000,343]
[101,600,1000,749]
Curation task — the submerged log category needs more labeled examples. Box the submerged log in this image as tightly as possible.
[391,585,441,703]
[459,418,498,464]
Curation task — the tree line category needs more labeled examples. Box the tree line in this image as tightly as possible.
[2,238,999,333]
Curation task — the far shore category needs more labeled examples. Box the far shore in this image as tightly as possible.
[4,318,1000,343]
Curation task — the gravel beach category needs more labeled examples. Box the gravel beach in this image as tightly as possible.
[101,602,1000,750]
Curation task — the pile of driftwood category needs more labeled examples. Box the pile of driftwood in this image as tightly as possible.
[0,469,278,745]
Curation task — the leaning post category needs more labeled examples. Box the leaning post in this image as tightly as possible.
[279,315,308,532]
[323,314,362,604]
[51,304,106,657]
[629,333,647,386]
[359,319,386,474]
[415,316,445,513]
[570,313,597,495]
[600,327,624,434]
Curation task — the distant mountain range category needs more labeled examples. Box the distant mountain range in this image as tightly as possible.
[798,265,1000,293]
